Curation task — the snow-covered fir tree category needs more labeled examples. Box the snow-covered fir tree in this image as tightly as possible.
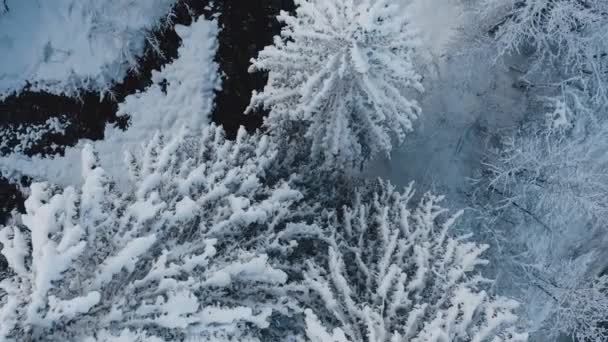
[296,180,526,341]
[0,125,304,341]
[248,0,423,168]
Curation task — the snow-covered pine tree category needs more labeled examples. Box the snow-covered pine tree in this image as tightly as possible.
[248,0,424,169]
[0,124,303,341]
[298,180,526,342]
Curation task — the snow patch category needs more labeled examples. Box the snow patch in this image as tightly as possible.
[0,0,175,96]
[403,0,464,63]
[0,17,220,189]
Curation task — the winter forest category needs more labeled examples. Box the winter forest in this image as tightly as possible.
[0,0,607,341]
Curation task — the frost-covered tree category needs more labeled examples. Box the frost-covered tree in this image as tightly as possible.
[509,259,608,342]
[293,180,526,341]
[480,0,608,117]
[472,122,608,340]
[482,126,608,229]
[548,272,608,341]
[474,2,608,338]
[248,0,424,168]
[0,125,304,341]
[473,0,608,231]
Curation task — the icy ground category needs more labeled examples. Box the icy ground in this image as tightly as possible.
[0,0,174,97]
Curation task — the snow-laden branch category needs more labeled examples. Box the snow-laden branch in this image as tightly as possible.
[0,124,302,341]
[300,180,526,341]
[474,122,608,340]
[481,0,608,113]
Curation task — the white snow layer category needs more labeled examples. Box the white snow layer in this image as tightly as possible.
[0,17,221,188]
[369,48,526,203]
[0,0,176,97]
[403,0,464,63]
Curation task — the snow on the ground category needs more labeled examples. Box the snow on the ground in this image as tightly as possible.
[0,0,175,97]
[0,17,220,188]
[369,1,526,207]
[402,0,464,64]
[370,48,526,204]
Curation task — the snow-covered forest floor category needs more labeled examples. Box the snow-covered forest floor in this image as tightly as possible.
[0,0,175,96]
[371,38,526,203]
[1,0,607,341]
